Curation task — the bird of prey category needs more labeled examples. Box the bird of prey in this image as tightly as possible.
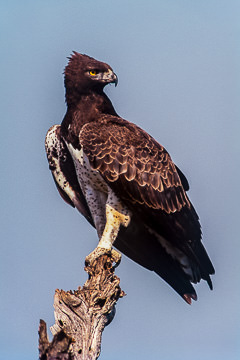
[45,52,214,304]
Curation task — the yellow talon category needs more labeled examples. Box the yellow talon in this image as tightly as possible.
[85,247,121,267]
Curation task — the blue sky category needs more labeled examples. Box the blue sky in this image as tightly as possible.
[1,1,239,359]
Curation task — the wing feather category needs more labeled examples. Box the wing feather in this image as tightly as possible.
[80,118,189,212]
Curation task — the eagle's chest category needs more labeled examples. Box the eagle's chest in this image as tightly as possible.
[67,143,108,193]
[66,142,109,235]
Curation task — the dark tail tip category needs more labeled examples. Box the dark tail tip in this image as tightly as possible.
[207,277,213,290]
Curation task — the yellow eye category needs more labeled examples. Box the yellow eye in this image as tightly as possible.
[89,70,98,76]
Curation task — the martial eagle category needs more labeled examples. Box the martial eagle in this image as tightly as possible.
[45,52,214,304]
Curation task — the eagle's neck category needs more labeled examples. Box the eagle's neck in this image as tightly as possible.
[61,90,117,149]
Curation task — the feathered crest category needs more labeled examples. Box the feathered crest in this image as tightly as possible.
[64,51,111,78]
[65,52,90,77]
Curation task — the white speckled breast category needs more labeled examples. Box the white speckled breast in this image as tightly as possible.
[66,143,109,236]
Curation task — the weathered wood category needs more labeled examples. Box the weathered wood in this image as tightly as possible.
[39,254,125,360]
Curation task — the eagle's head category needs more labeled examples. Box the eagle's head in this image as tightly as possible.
[64,52,118,98]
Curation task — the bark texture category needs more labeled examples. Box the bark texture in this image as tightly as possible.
[39,254,125,360]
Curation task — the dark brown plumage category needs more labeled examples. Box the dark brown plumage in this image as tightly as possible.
[45,52,214,304]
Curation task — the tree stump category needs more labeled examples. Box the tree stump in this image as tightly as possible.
[39,253,125,360]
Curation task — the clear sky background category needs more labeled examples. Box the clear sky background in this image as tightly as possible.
[1,1,239,359]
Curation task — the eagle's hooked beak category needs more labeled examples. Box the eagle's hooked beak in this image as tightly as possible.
[112,72,118,87]
[102,69,118,87]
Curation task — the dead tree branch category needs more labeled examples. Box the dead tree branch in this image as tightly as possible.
[39,254,125,360]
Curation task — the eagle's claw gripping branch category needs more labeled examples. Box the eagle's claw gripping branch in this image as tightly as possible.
[85,248,122,269]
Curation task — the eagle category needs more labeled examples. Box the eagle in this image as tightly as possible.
[45,52,214,304]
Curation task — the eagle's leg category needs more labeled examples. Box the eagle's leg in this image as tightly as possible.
[85,198,131,267]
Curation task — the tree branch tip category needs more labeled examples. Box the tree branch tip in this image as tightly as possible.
[120,290,126,298]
